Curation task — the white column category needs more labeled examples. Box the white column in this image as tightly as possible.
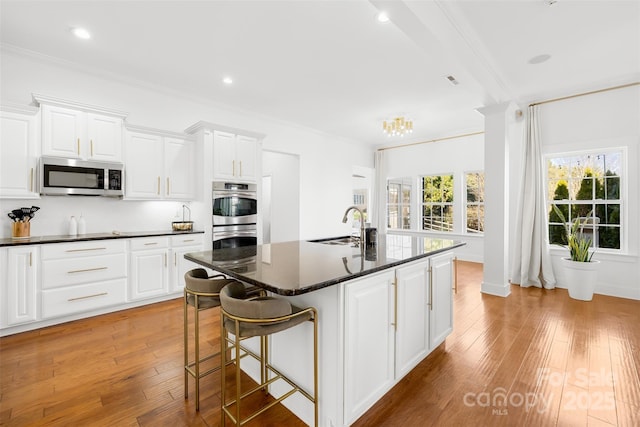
[477,102,518,297]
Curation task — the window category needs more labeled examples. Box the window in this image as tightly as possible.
[387,178,411,229]
[421,174,454,232]
[547,150,622,250]
[466,172,485,233]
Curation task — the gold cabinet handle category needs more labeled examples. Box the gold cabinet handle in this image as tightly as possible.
[239,160,243,176]
[65,247,107,253]
[183,239,194,243]
[68,292,108,302]
[232,160,236,176]
[144,242,158,246]
[428,266,433,311]
[77,138,80,155]
[90,139,94,157]
[157,176,160,195]
[391,277,398,331]
[174,253,177,266]
[166,177,170,195]
[164,253,167,267]
[29,252,32,267]
[67,266,108,274]
[453,257,458,294]
[30,168,34,192]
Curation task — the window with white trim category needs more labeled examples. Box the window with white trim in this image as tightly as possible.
[387,178,412,230]
[465,171,485,233]
[421,174,454,232]
[547,150,623,250]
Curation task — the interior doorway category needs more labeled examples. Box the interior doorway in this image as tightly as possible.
[262,150,300,243]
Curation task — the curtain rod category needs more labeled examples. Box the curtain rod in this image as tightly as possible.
[529,81,639,107]
[377,130,484,152]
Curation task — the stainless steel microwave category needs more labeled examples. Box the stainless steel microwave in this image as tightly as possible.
[39,156,124,197]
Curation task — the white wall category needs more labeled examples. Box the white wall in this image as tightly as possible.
[0,49,373,240]
[537,85,640,300]
[382,132,485,262]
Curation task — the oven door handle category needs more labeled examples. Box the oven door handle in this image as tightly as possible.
[213,191,256,199]
[213,231,257,238]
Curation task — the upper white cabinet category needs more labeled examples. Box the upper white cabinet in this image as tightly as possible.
[213,130,257,182]
[124,126,196,200]
[34,94,127,162]
[0,107,40,198]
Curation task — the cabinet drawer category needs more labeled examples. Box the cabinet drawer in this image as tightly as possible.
[42,240,126,260]
[170,234,203,247]
[130,237,169,251]
[42,278,127,319]
[42,253,127,289]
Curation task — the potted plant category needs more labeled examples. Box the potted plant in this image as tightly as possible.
[551,205,600,301]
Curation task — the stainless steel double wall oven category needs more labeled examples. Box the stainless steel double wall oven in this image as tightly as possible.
[212,181,257,250]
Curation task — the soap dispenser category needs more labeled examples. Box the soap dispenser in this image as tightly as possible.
[78,214,86,235]
[69,216,77,236]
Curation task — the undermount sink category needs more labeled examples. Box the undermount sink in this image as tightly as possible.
[308,236,360,246]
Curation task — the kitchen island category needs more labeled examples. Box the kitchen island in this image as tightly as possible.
[185,234,464,427]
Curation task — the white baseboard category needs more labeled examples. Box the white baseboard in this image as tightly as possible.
[481,281,511,297]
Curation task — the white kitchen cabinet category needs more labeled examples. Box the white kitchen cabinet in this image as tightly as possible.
[213,130,257,182]
[344,270,396,426]
[0,108,40,198]
[3,246,38,327]
[394,259,430,379]
[40,240,127,319]
[429,252,454,349]
[125,131,163,198]
[164,137,195,200]
[125,128,195,200]
[169,234,204,292]
[35,95,126,161]
[129,237,169,300]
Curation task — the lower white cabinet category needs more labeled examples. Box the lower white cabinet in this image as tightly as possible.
[3,246,38,327]
[343,254,454,426]
[129,237,169,301]
[344,270,396,426]
[429,252,454,349]
[41,240,127,319]
[395,259,430,378]
[169,234,204,292]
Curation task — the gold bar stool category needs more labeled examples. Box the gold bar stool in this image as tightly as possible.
[184,268,242,411]
[220,281,319,426]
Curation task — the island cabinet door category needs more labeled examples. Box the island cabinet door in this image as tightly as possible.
[395,259,430,379]
[344,270,396,426]
[429,252,455,350]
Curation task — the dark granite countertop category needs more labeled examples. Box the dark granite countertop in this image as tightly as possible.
[0,229,204,247]
[184,234,465,296]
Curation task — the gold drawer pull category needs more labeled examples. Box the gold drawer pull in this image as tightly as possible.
[183,239,195,243]
[65,247,107,253]
[68,292,108,302]
[68,266,108,274]
[77,138,80,155]
[30,168,34,192]
[166,177,170,195]
[144,242,158,246]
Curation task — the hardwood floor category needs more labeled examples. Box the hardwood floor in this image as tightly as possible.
[1,261,638,426]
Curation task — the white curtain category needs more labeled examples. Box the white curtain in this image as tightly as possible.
[373,150,387,232]
[510,105,556,288]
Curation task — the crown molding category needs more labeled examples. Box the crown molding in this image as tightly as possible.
[184,121,266,140]
[32,93,129,118]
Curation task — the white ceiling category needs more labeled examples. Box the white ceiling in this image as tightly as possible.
[1,0,638,148]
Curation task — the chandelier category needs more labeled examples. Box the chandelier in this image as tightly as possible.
[383,117,413,137]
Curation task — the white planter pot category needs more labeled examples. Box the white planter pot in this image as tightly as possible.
[561,257,600,301]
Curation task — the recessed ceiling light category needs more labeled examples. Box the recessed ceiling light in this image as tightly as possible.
[71,27,91,40]
[528,54,551,64]
[376,12,390,23]
[222,77,233,85]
